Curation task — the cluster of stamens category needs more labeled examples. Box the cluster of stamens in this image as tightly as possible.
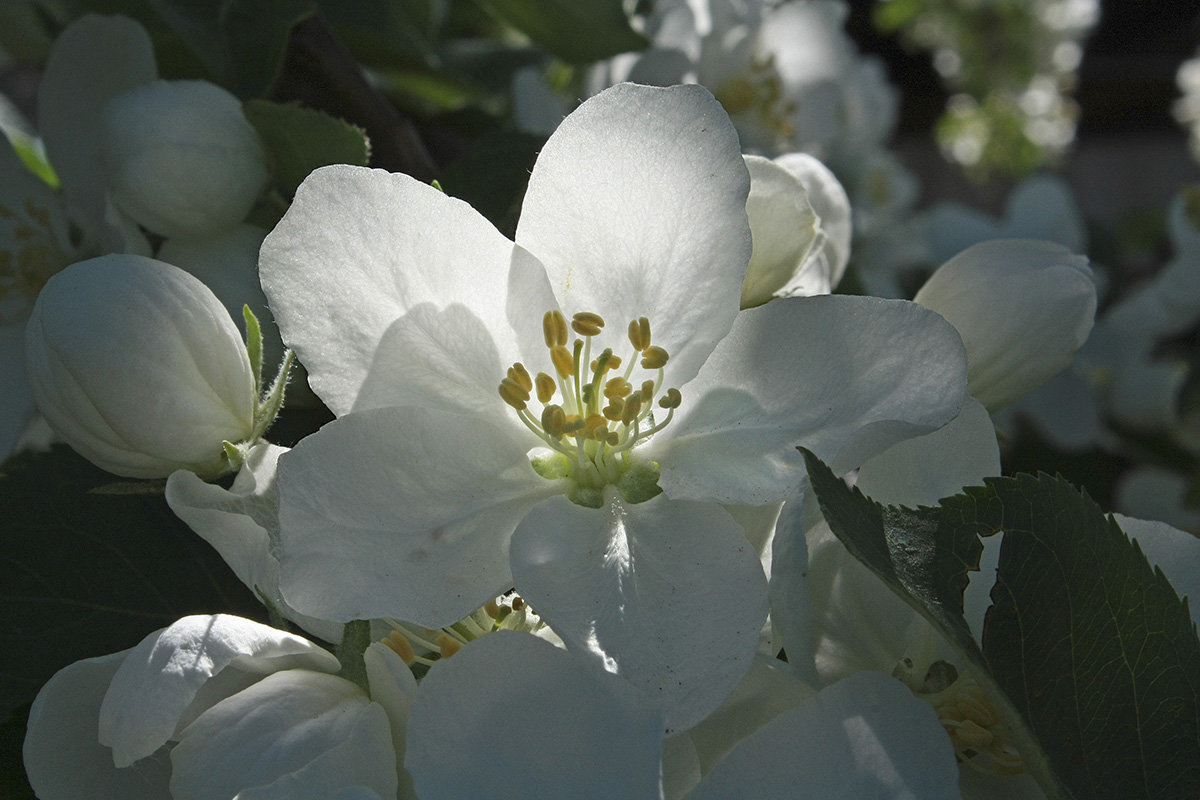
[897,657,1027,777]
[382,594,544,672]
[498,310,681,489]
[716,54,798,142]
[0,197,76,322]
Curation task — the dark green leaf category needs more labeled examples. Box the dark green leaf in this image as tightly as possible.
[0,447,266,715]
[243,99,371,195]
[972,473,1200,800]
[801,448,1200,800]
[220,0,315,98]
[0,705,34,799]
[474,0,647,64]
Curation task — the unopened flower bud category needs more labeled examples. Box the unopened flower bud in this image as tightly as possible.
[101,80,270,238]
[914,239,1096,410]
[25,254,256,478]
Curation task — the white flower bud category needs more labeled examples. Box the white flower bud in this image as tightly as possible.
[100,80,269,238]
[915,239,1096,411]
[741,155,822,307]
[24,254,256,478]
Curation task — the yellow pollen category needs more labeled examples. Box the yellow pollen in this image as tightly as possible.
[437,634,462,659]
[605,377,631,399]
[628,317,651,351]
[563,415,586,434]
[484,600,501,619]
[541,404,567,439]
[621,394,643,425]
[571,311,605,336]
[641,345,669,369]
[659,388,682,409]
[535,372,557,403]
[603,401,624,421]
[383,631,417,665]
[507,363,533,392]
[550,345,575,379]
[498,378,529,410]
[640,379,655,399]
[543,310,568,347]
[512,597,524,611]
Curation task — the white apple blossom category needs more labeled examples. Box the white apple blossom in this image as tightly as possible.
[23,614,414,800]
[260,83,968,732]
[24,255,259,479]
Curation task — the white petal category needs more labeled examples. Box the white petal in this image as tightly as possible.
[516,82,751,388]
[25,255,256,478]
[1115,468,1200,535]
[165,444,344,644]
[684,654,816,776]
[405,631,664,800]
[914,239,1096,410]
[258,165,524,416]
[37,14,156,236]
[772,152,853,288]
[98,614,339,766]
[740,155,822,308]
[24,651,172,800]
[363,643,420,799]
[1006,175,1086,253]
[276,406,564,626]
[855,395,999,507]
[651,295,968,505]
[510,493,769,732]
[170,670,396,800]
[686,671,961,800]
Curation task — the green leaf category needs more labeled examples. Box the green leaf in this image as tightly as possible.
[801,448,1200,800]
[243,99,371,195]
[972,473,1200,800]
[0,447,267,716]
[145,0,315,97]
[474,0,647,64]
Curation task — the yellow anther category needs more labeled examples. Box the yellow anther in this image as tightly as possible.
[550,345,575,379]
[641,345,669,369]
[621,393,643,425]
[628,317,651,351]
[607,355,622,371]
[603,401,623,421]
[383,631,416,665]
[585,414,609,440]
[658,388,682,409]
[605,377,632,399]
[507,363,533,392]
[563,415,586,435]
[498,378,529,410]
[541,405,567,439]
[535,372,557,403]
[606,431,620,446]
[591,348,614,376]
[640,379,655,399]
[571,311,605,336]
[484,600,501,619]
[512,597,525,611]
[543,310,568,347]
[437,634,462,659]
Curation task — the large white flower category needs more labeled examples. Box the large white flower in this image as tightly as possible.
[261,82,968,732]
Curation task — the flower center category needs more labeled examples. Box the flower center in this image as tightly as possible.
[0,196,77,324]
[894,657,1028,777]
[498,310,682,508]
[715,54,797,143]
[382,593,549,675]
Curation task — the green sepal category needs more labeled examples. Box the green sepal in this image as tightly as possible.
[243,304,264,392]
